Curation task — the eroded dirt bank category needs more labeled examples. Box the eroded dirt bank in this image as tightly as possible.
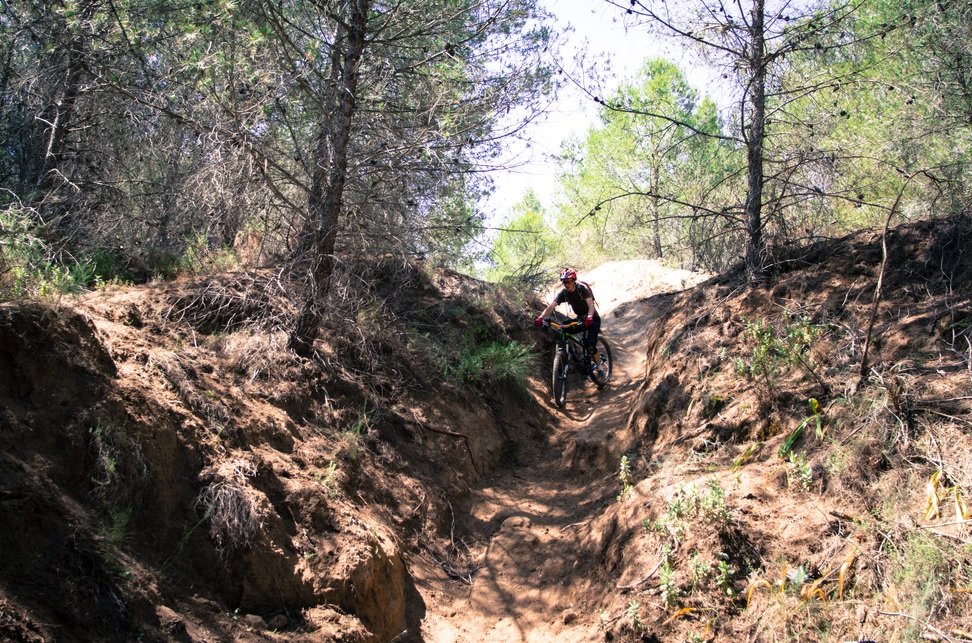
[0,261,555,642]
[3,217,972,642]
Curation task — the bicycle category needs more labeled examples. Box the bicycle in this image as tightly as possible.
[541,319,613,407]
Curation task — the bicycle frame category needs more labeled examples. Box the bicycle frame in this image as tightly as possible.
[548,320,589,368]
[543,319,612,407]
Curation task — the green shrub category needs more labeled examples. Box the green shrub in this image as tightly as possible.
[181,232,239,275]
[617,455,634,502]
[737,312,825,381]
[1,206,137,297]
[447,340,534,386]
[887,531,952,626]
[652,478,732,535]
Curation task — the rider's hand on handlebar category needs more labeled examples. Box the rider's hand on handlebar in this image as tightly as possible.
[584,315,593,328]
[534,315,544,328]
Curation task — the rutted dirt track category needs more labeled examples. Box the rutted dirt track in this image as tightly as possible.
[414,262,695,642]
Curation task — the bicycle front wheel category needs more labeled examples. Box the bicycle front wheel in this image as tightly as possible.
[552,349,569,407]
[590,336,613,389]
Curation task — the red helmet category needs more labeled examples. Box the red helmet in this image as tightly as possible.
[559,267,577,282]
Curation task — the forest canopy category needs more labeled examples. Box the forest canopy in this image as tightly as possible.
[3,0,971,320]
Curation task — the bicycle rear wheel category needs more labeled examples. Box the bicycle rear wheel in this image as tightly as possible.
[589,336,613,389]
[552,349,569,407]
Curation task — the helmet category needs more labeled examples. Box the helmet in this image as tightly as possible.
[559,267,577,282]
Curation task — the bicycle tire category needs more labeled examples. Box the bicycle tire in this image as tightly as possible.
[552,349,569,407]
[589,336,613,389]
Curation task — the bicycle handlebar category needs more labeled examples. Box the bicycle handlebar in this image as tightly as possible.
[542,319,583,332]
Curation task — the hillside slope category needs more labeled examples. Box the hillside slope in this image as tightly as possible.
[0,260,552,642]
[1,216,971,643]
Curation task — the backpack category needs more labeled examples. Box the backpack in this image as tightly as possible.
[577,281,598,311]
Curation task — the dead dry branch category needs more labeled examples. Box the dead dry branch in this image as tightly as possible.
[162,270,294,335]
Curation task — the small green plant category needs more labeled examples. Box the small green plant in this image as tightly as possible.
[689,551,711,590]
[652,492,690,537]
[349,402,373,436]
[886,530,954,632]
[731,441,764,471]
[317,461,341,498]
[617,455,634,502]
[652,479,732,536]
[102,507,132,545]
[826,445,850,478]
[787,451,813,491]
[785,564,810,593]
[448,340,534,385]
[340,402,372,459]
[741,317,777,379]
[659,547,679,608]
[625,600,644,631]
[736,313,825,384]
[716,554,735,597]
[699,479,730,524]
[733,356,749,376]
[89,424,148,505]
[779,398,825,458]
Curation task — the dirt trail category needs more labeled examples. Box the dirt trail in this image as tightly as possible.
[412,262,706,642]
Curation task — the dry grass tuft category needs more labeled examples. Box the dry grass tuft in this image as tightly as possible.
[217,330,299,381]
[196,459,261,556]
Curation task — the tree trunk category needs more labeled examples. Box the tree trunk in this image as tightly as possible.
[33,4,92,199]
[288,0,370,356]
[651,164,663,258]
[743,0,767,280]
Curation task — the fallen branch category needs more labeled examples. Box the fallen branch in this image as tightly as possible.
[858,223,891,381]
[859,175,913,382]
[916,521,972,543]
[560,519,592,532]
[616,558,664,589]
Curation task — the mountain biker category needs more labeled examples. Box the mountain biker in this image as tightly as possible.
[534,267,604,373]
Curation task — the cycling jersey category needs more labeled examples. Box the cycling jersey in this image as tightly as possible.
[555,281,598,319]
